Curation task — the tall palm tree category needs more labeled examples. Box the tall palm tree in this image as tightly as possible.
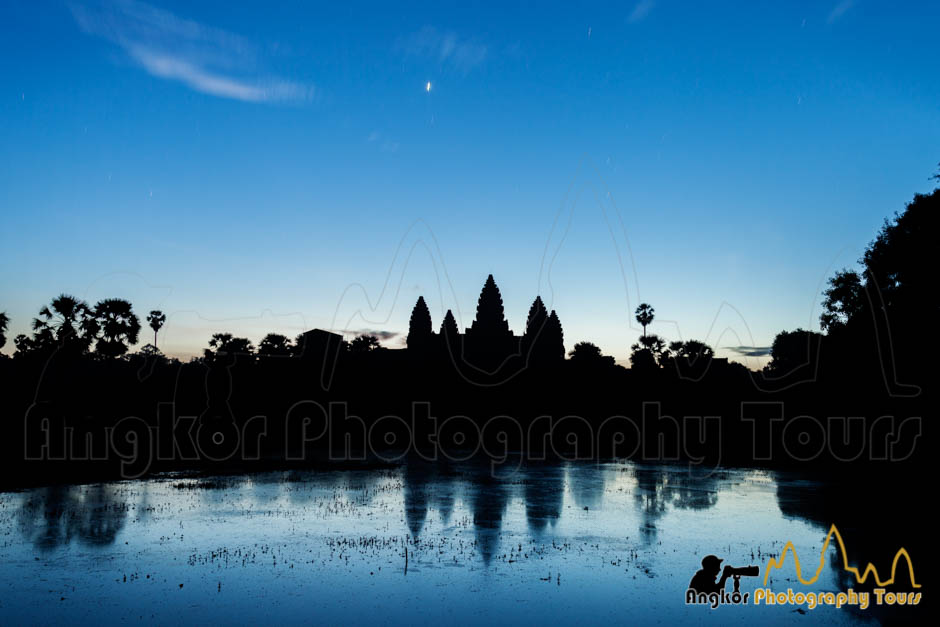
[32,294,97,352]
[635,303,655,337]
[94,298,141,358]
[147,310,166,348]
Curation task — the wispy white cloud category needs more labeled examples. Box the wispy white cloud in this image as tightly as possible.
[70,0,314,103]
[627,0,656,24]
[827,0,855,23]
[397,26,487,73]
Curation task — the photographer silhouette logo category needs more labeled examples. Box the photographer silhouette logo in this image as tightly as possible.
[685,554,758,609]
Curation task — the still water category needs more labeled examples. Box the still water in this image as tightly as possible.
[0,462,893,625]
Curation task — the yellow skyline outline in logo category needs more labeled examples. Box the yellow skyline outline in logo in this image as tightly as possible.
[763,524,920,588]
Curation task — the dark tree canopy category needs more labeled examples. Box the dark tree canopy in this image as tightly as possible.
[815,188,937,386]
[569,341,602,361]
[407,296,433,349]
[669,340,714,365]
[630,333,666,370]
[820,270,864,331]
[258,333,293,356]
[13,334,34,354]
[862,189,937,312]
[662,339,715,378]
[349,334,382,353]
[568,341,614,366]
[29,294,98,354]
[138,343,162,357]
[630,348,658,371]
[821,188,938,332]
[94,298,141,358]
[766,329,822,376]
[205,333,254,362]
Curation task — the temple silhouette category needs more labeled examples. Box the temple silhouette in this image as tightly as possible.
[406,274,565,369]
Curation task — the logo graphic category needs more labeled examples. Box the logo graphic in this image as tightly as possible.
[753,523,922,610]
[763,523,920,588]
[687,526,922,611]
[685,554,759,608]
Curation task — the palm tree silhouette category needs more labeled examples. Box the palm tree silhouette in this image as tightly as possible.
[146,310,166,349]
[258,333,292,356]
[207,333,254,354]
[94,298,141,358]
[630,333,666,369]
[669,340,714,365]
[33,294,98,352]
[635,303,655,337]
[204,333,254,363]
[349,334,381,353]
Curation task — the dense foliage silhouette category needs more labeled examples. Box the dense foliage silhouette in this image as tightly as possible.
[1,188,935,486]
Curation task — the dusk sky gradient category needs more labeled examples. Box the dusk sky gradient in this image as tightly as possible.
[1,0,938,366]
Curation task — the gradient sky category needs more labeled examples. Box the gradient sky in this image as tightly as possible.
[1,0,938,366]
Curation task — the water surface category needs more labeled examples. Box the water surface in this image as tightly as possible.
[0,462,892,624]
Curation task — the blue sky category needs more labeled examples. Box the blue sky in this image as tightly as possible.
[1,0,938,366]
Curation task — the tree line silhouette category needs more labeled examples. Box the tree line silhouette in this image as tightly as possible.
[0,186,935,485]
